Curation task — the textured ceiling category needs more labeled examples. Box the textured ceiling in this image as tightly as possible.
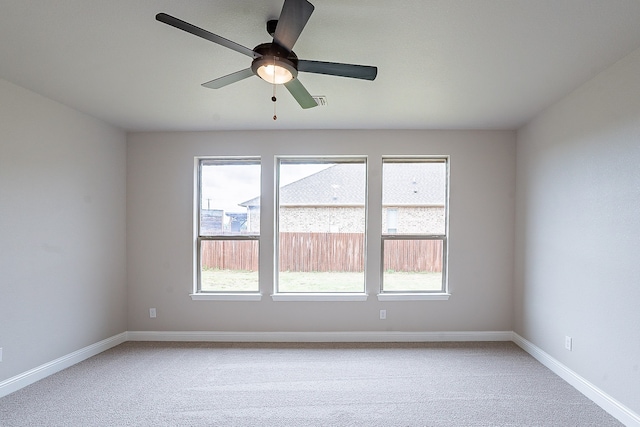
[2,0,640,131]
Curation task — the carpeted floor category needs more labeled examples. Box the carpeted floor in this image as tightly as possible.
[0,341,622,426]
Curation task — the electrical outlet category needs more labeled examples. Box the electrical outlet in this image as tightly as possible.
[380,309,387,320]
[149,308,157,318]
[565,336,572,351]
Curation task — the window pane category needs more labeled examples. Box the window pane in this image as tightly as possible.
[277,160,366,293]
[198,159,260,294]
[200,239,259,292]
[382,161,446,235]
[381,158,447,293]
[200,161,260,236]
[382,239,443,292]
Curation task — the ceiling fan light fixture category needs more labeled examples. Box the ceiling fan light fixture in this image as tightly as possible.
[252,55,297,84]
[257,63,293,84]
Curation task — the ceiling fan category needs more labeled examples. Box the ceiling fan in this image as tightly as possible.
[156,0,377,109]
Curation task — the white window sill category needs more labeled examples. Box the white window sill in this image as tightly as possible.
[377,293,450,301]
[271,293,368,302]
[190,293,262,301]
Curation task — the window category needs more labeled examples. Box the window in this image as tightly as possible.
[192,155,449,301]
[196,158,260,294]
[276,157,367,293]
[381,158,448,294]
[386,208,398,233]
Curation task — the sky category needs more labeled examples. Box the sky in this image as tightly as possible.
[201,163,331,213]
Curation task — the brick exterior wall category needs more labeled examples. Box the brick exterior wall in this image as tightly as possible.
[382,206,445,234]
[244,205,445,234]
[280,206,366,232]
[247,206,260,233]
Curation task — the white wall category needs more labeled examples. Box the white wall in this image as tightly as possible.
[127,130,515,333]
[0,78,127,382]
[515,47,640,415]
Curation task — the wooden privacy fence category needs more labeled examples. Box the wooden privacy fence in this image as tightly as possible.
[279,232,364,272]
[201,233,443,273]
[201,239,258,272]
[382,239,443,273]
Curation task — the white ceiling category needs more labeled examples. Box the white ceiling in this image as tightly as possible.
[2,0,640,132]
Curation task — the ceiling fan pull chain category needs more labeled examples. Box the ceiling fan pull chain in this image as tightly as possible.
[271,85,278,120]
[272,74,278,120]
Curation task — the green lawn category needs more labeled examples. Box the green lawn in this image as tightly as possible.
[201,269,442,292]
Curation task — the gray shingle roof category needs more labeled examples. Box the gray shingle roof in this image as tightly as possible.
[240,162,445,206]
[279,164,365,205]
[382,162,446,205]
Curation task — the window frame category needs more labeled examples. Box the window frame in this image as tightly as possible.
[191,156,262,301]
[378,156,449,300]
[190,154,450,302]
[273,155,369,300]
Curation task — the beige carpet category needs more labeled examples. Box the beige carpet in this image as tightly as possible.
[0,341,622,426]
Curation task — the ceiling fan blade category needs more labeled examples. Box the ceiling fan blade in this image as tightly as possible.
[156,13,259,58]
[297,60,378,81]
[273,0,315,52]
[284,78,318,109]
[202,68,255,89]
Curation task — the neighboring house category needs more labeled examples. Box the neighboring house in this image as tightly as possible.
[200,210,248,234]
[238,162,446,234]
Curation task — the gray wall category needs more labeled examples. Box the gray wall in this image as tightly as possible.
[514,47,640,415]
[0,78,127,382]
[127,130,516,332]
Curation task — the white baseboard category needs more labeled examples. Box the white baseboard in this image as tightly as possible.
[512,333,640,427]
[0,332,127,399]
[126,330,513,342]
